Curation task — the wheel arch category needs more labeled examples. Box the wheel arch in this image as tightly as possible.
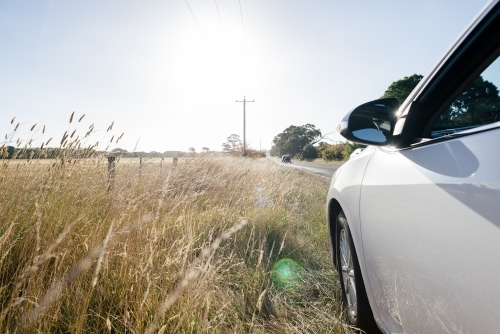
[327,198,342,270]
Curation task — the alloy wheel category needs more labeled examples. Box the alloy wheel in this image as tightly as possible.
[340,228,357,323]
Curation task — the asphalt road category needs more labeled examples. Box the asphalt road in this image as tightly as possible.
[268,156,341,179]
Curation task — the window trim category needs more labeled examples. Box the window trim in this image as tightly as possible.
[382,121,500,153]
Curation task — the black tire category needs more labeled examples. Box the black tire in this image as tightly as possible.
[336,211,380,333]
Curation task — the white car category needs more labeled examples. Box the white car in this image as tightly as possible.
[349,148,365,159]
[326,1,500,333]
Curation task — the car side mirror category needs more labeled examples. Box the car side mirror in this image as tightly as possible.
[336,98,399,146]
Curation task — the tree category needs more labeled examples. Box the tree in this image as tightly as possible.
[202,147,210,153]
[222,134,242,154]
[302,144,317,159]
[436,75,500,128]
[381,74,423,103]
[188,147,196,154]
[272,124,328,158]
[270,145,279,157]
[7,146,15,159]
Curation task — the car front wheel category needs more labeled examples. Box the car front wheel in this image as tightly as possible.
[336,211,379,332]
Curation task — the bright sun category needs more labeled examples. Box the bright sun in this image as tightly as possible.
[169,23,258,100]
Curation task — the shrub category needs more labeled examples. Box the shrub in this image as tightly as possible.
[322,145,345,161]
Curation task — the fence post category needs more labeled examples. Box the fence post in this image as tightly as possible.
[139,157,142,177]
[107,156,116,189]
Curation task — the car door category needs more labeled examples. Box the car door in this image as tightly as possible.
[361,129,500,333]
[359,23,500,333]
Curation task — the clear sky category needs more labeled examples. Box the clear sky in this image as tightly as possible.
[0,0,489,152]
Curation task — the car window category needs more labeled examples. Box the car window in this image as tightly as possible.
[431,56,500,138]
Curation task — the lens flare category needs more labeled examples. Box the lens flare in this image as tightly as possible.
[272,258,304,291]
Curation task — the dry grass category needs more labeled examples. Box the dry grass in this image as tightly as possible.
[304,159,345,166]
[0,150,351,332]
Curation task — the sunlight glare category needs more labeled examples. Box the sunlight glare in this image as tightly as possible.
[169,25,255,101]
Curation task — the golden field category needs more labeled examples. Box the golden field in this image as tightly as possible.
[0,155,353,333]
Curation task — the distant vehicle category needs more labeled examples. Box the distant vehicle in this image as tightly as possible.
[281,155,291,163]
[349,148,365,159]
[326,1,500,333]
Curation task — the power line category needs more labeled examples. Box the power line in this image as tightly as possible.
[184,0,203,34]
[214,0,224,29]
[238,0,246,43]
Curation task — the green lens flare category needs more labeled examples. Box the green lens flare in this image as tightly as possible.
[272,258,304,291]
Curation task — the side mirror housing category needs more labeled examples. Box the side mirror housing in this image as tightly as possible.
[337,98,400,146]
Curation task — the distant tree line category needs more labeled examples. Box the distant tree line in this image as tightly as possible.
[0,146,183,160]
[1,146,98,160]
[109,149,182,158]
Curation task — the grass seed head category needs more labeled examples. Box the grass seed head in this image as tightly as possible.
[0,148,344,333]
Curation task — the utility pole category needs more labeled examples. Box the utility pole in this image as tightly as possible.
[235,96,254,156]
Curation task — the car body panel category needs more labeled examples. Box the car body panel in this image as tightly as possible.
[327,146,372,259]
[326,146,391,330]
[360,127,500,332]
[350,148,365,159]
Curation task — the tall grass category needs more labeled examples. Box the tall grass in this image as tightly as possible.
[0,151,351,332]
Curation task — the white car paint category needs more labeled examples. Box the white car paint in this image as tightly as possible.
[361,130,500,333]
[349,148,365,159]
